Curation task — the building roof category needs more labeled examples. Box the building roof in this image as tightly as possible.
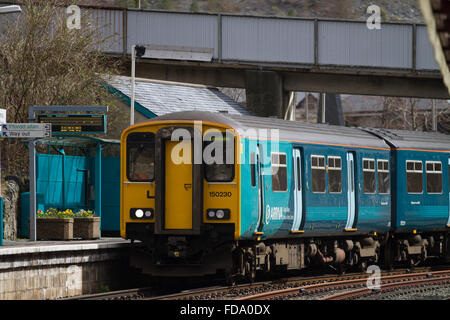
[106,76,253,118]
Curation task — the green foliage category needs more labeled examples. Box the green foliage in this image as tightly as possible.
[37,208,96,218]
[0,0,120,177]
[207,0,221,12]
[158,0,175,10]
[190,0,199,12]
[97,285,110,293]
[287,8,296,16]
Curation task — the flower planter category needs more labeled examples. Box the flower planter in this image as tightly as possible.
[36,218,74,240]
[73,217,100,239]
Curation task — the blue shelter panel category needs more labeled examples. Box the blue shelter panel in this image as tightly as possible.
[36,154,63,207]
[101,157,121,232]
[36,153,92,212]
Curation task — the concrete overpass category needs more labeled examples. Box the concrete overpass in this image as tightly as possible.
[2,3,448,116]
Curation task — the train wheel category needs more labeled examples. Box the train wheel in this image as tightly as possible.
[225,272,236,286]
[359,260,368,272]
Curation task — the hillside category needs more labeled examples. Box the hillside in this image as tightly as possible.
[79,0,424,23]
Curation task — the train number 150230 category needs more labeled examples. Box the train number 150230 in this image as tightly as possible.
[209,191,232,197]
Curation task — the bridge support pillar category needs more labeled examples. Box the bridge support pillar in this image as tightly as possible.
[245,70,288,118]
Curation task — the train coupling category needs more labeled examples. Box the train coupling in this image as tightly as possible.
[167,236,188,258]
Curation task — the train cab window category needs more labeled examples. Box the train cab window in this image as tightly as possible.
[127,132,155,181]
[311,155,326,193]
[328,156,342,193]
[363,158,376,194]
[406,160,423,193]
[377,160,390,194]
[426,161,443,194]
[271,153,287,191]
[204,132,235,182]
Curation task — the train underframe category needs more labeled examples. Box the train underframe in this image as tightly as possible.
[127,223,450,281]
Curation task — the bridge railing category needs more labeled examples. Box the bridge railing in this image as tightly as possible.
[0,4,440,72]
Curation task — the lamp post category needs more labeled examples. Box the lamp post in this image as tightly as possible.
[130,45,136,126]
[130,45,146,126]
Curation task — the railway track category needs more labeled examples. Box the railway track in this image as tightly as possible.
[237,270,450,300]
[68,266,450,300]
[146,266,448,301]
[66,287,155,300]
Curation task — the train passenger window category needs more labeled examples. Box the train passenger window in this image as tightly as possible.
[204,133,235,182]
[271,153,287,191]
[377,160,390,194]
[426,161,443,194]
[127,132,155,181]
[328,156,342,193]
[311,155,326,193]
[363,158,376,194]
[406,160,423,193]
[250,152,256,187]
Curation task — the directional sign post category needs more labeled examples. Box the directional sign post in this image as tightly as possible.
[0,122,51,243]
[1,123,51,138]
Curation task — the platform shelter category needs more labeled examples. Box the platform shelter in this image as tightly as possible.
[20,136,120,238]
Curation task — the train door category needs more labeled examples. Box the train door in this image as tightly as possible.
[448,158,450,227]
[291,148,304,232]
[345,152,356,230]
[255,144,265,234]
[164,139,193,230]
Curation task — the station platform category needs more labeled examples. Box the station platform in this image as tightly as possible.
[0,238,134,300]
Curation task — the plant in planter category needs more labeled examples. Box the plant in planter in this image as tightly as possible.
[35,208,74,240]
[73,209,100,240]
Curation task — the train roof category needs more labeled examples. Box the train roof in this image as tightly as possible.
[151,111,390,150]
[362,127,450,152]
[152,112,450,152]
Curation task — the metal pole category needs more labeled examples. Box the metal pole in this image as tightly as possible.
[305,92,309,122]
[292,92,296,121]
[95,143,102,238]
[130,45,136,126]
[321,93,326,123]
[432,99,437,131]
[0,197,3,246]
[29,139,36,241]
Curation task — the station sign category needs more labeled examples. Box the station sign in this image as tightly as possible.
[1,123,52,138]
[0,109,6,124]
[37,114,106,134]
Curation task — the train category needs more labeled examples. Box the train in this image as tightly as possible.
[120,111,450,281]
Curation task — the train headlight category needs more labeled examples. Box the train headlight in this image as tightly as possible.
[135,209,144,218]
[131,208,153,220]
[206,209,230,220]
[216,210,225,219]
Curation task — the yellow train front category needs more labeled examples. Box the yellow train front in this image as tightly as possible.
[120,112,240,277]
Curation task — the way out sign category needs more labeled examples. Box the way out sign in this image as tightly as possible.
[1,123,51,138]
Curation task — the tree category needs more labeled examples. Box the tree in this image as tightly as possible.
[0,0,120,176]
[158,0,174,10]
[190,0,199,13]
